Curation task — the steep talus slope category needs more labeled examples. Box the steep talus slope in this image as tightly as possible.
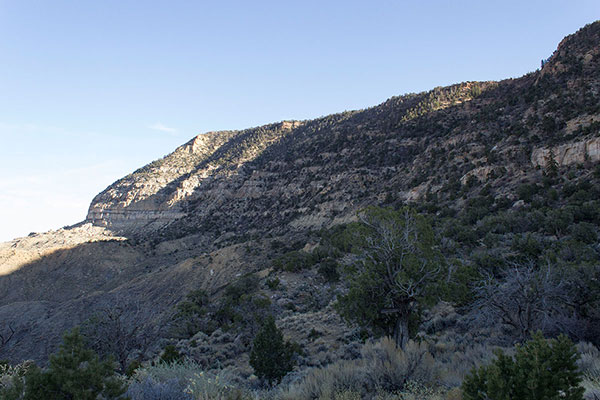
[0,21,599,364]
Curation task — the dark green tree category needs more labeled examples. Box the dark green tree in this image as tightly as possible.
[17,327,127,399]
[171,289,209,337]
[544,149,559,179]
[249,316,296,385]
[336,207,444,348]
[159,345,183,365]
[462,332,584,400]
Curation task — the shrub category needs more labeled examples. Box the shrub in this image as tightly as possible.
[361,338,438,392]
[132,359,202,385]
[545,209,574,236]
[444,223,477,245]
[319,223,356,254]
[223,275,260,305]
[171,289,211,338]
[307,328,322,341]
[462,332,584,400]
[511,234,544,259]
[126,360,142,378]
[282,337,439,399]
[179,273,271,337]
[577,342,600,399]
[273,250,311,272]
[160,345,183,365]
[517,183,539,203]
[317,258,340,282]
[127,377,193,400]
[265,277,280,290]
[130,359,249,400]
[249,316,296,385]
[177,290,209,316]
[0,361,34,399]
[570,222,598,244]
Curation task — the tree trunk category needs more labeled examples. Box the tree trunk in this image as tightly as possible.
[393,314,409,349]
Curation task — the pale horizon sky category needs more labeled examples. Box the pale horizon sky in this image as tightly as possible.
[0,1,599,242]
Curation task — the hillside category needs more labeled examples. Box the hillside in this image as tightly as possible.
[1,21,599,392]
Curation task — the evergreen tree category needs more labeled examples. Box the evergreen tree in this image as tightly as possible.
[249,316,295,385]
[172,289,209,337]
[462,332,584,400]
[335,207,444,348]
[544,149,559,178]
[21,327,127,400]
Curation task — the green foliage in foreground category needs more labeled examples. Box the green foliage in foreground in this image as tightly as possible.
[336,207,446,348]
[250,316,297,385]
[0,327,127,400]
[462,332,584,400]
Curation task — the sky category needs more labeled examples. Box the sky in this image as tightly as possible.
[0,1,598,242]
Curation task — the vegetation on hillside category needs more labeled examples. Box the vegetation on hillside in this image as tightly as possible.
[2,19,600,400]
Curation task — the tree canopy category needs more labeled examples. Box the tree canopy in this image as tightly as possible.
[336,207,445,348]
[8,327,127,400]
[462,332,584,400]
[249,315,296,385]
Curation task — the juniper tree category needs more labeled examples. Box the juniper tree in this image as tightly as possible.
[336,207,444,348]
[249,316,295,385]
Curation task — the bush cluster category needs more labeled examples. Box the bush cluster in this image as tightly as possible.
[462,333,584,400]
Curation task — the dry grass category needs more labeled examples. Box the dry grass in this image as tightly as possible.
[131,359,253,400]
[577,342,600,400]
[280,337,441,400]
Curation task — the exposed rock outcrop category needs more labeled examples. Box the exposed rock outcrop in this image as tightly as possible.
[531,137,600,167]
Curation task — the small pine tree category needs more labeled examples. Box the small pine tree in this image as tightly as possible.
[22,327,127,399]
[462,332,584,400]
[249,316,296,385]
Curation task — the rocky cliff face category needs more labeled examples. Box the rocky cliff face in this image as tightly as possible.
[86,131,237,231]
[86,121,304,234]
[1,21,600,365]
[531,136,600,167]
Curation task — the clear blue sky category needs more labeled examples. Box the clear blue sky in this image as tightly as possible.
[0,0,598,241]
